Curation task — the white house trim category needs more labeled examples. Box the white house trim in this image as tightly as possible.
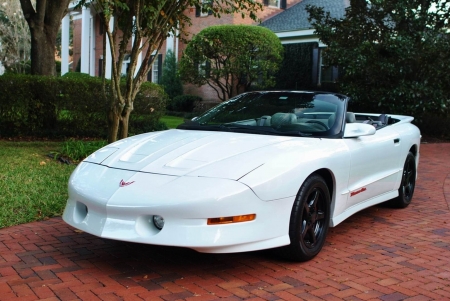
[61,14,70,75]
[105,17,113,79]
[81,6,91,74]
[275,29,326,47]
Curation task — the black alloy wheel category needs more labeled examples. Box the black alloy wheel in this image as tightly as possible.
[280,174,330,261]
[389,151,416,208]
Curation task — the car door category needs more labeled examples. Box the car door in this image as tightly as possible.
[344,126,402,208]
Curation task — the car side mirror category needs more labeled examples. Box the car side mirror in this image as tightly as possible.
[343,123,376,138]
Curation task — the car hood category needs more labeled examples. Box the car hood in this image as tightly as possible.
[85,129,319,180]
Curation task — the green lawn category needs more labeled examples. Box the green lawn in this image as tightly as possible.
[0,115,185,228]
[0,141,76,228]
[160,115,185,129]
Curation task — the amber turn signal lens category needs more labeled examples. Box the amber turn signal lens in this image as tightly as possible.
[207,214,256,225]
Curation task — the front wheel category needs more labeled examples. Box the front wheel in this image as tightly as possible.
[280,175,330,261]
[389,152,416,208]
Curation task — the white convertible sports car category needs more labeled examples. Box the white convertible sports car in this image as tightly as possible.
[63,91,420,261]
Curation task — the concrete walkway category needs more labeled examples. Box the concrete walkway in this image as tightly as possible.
[1,143,450,301]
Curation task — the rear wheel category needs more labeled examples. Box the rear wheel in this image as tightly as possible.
[389,152,416,208]
[280,174,330,261]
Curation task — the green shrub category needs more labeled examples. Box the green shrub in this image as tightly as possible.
[161,49,183,103]
[59,139,108,161]
[0,73,167,138]
[170,95,202,112]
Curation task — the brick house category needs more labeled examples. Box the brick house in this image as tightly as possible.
[260,0,348,91]
[60,0,346,101]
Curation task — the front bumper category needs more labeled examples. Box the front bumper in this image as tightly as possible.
[63,162,293,253]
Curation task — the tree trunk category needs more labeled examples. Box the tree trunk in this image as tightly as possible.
[119,109,131,140]
[107,104,121,144]
[20,0,71,76]
[107,98,133,143]
[29,27,58,76]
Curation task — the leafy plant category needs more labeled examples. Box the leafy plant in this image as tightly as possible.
[170,95,202,112]
[0,74,167,138]
[75,0,263,143]
[59,139,107,162]
[179,25,284,101]
[307,0,450,118]
[161,49,183,104]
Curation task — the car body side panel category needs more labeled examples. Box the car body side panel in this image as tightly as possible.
[238,139,353,222]
[390,122,421,186]
[343,126,402,208]
[330,120,420,226]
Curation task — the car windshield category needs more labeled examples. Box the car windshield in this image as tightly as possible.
[178,91,347,138]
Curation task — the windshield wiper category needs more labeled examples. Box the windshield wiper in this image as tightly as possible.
[178,122,312,137]
[177,122,231,132]
[220,124,312,137]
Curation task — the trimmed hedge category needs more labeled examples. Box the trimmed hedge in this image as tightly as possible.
[0,73,167,138]
[169,94,202,112]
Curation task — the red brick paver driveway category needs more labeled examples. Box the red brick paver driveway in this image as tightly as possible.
[1,143,450,301]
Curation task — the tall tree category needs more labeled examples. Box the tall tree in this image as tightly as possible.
[19,0,71,76]
[179,25,283,102]
[161,49,183,103]
[307,0,450,118]
[77,0,262,143]
[0,0,31,74]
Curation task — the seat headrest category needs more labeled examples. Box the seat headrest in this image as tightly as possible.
[346,112,356,123]
[271,113,297,127]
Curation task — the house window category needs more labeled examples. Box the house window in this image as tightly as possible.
[196,60,211,78]
[268,0,279,7]
[320,54,339,84]
[147,53,162,83]
[196,0,213,17]
[121,54,131,75]
[263,0,286,9]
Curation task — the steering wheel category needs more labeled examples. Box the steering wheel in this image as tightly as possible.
[306,120,328,130]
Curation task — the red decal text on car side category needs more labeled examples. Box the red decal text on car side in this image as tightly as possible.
[350,187,366,197]
[119,179,135,187]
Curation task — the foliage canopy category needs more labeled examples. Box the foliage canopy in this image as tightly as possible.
[179,25,284,101]
[75,0,262,142]
[307,0,450,118]
[0,0,31,74]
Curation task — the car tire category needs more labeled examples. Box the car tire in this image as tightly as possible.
[279,174,330,262]
[389,152,416,208]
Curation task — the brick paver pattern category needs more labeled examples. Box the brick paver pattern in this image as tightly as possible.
[1,143,450,301]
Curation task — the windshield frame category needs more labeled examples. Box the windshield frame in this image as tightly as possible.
[177,91,348,138]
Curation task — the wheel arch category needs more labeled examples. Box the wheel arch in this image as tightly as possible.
[312,168,335,201]
[409,144,418,157]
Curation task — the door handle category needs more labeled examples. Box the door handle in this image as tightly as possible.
[394,138,400,144]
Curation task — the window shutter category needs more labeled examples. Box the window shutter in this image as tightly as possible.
[195,6,200,17]
[263,0,269,6]
[280,0,287,9]
[98,58,103,77]
[157,54,163,83]
[332,66,339,82]
[311,47,320,86]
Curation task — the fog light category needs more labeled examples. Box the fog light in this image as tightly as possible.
[152,215,165,230]
[207,214,256,225]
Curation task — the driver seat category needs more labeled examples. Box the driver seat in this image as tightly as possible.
[271,113,297,127]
